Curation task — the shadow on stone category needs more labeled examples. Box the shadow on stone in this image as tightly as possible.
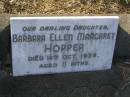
[0,25,11,70]
[114,26,130,59]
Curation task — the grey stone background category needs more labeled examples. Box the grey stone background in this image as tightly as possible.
[0,14,130,97]
[0,67,123,97]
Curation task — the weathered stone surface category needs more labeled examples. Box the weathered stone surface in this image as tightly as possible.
[0,66,123,97]
[10,16,119,76]
[0,14,129,97]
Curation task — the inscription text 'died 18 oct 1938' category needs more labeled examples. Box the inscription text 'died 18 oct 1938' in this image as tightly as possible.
[10,16,119,76]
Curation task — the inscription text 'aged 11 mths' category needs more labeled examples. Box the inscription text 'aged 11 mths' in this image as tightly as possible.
[10,16,119,76]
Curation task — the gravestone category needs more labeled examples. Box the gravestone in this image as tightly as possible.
[10,16,119,76]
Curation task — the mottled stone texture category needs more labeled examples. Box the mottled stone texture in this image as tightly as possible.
[0,67,123,97]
